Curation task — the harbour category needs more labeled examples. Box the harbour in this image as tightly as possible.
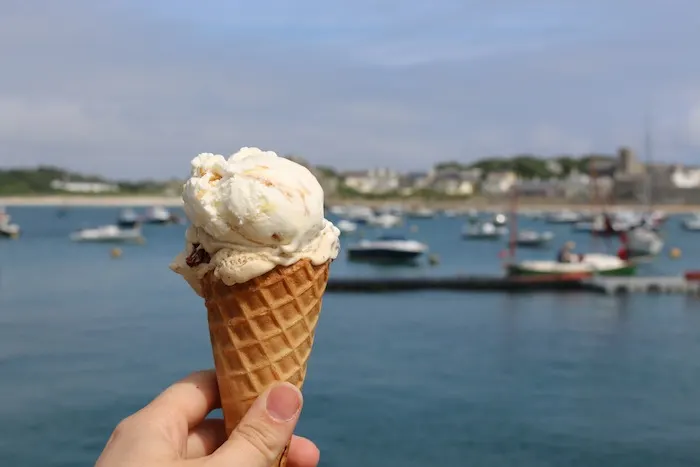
[326,274,700,295]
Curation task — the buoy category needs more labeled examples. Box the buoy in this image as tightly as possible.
[428,254,440,266]
[670,247,681,259]
[135,237,146,245]
[110,248,123,259]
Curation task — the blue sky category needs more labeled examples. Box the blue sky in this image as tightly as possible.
[1,0,699,178]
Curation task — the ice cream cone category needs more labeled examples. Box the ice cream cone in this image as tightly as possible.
[202,258,330,467]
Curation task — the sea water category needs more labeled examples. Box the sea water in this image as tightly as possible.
[1,207,700,466]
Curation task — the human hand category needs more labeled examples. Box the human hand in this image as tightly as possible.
[95,370,320,467]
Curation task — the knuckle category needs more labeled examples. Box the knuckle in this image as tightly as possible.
[113,415,136,436]
[234,420,280,461]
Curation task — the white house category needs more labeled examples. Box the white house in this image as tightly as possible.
[430,170,477,196]
[50,180,120,193]
[397,172,430,196]
[670,165,700,188]
[342,168,400,194]
[481,171,517,196]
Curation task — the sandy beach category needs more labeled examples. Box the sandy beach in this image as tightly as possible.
[1,195,699,214]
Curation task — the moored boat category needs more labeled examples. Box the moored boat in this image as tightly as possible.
[506,253,636,277]
[0,207,20,238]
[682,214,700,231]
[514,230,554,248]
[625,227,664,257]
[369,213,402,228]
[462,221,506,240]
[144,206,180,224]
[336,219,358,234]
[407,208,435,219]
[70,225,144,243]
[545,210,580,224]
[117,208,140,228]
[347,235,427,263]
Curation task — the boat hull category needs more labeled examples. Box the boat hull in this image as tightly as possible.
[463,233,501,240]
[347,249,423,264]
[506,263,636,277]
[0,229,19,239]
[515,239,551,248]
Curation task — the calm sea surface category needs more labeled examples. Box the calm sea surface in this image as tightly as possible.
[1,206,700,466]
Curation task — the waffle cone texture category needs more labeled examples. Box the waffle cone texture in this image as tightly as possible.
[201,258,330,466]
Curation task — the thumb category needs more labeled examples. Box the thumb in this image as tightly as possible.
[209,382,303,467]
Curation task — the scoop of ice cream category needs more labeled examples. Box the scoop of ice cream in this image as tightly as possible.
[171,147,340,293]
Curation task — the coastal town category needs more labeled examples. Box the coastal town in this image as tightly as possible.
[2,146,700,207]
[299,147,700,205]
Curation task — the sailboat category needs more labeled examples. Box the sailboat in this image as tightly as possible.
[625,117,664,258]
[505,165,636,278]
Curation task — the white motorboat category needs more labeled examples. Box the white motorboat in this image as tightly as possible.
[545,210,580,224]
[492,213,508,226]
[626,227,664,257]
[70,225,144,243]
[117,208,140,228]
[572,214,633,234]
[407,208,436,219]
[347,235,428,263]
[0,208,20,238]
[369,213,402,228]
[0,221,20,238]
[514,230,554,248]
[507,253,636,277]
[682,214,700,231]
[144,206,177,224]
[336,219,358,234]
[462,221,507,239]
[329,205,347,216]
[345,206,375,224]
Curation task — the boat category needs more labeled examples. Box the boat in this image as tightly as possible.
[117,208,140,228]
[466,208,479,219]
[491,213,508,226]
[506,253,636,277]
[545,210,580,224]
[344,206,375,224]
[682,214,700,231]
[625,227,664,257]
[0,208,20,238]
[407,208,435,219]
[143,206,177,224]
[504,177,634,278]
[514,230,554,248]
[572,213,635,235]
[70,225,144,243]
[369,213,402,228]
[347,235,428,263]
[462,221,506,239]
[336,219,358,234]
[0,223,20,238]
[329,205,347,216]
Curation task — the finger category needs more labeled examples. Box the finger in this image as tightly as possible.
[147,369,221,430]
[287,436,321,467]
[185,418,227,459]
[209,382,303,467]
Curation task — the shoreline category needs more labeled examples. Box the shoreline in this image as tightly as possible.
[0,195,699,214]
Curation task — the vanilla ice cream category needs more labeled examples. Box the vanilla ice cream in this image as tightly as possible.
[170,147,340,294]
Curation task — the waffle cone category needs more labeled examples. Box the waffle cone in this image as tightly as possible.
[201,258,330,466]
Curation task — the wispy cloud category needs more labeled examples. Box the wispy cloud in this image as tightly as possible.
[0,0,699,178]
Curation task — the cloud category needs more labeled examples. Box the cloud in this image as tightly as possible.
[0,0,699,178]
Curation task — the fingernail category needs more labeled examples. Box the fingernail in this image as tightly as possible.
[266,383,302,422]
